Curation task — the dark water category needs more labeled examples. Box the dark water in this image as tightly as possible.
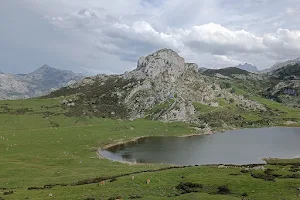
[100,127,300,165]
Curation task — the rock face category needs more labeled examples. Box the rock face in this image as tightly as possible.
[136,49,186,80]
[0,65,83,100]
[262,64,300,107]
[49,49,266,127]
[236,63,259,73]
[262,57,300,73]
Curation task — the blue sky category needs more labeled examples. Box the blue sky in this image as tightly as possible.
[1,0,300,74]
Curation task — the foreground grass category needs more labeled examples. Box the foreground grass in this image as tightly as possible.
[0,98,300,200]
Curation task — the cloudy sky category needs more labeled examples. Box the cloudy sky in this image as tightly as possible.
[1,0,300,74]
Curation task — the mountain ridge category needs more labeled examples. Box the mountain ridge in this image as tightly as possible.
[235,63,259,73]
[0,65,84,100]
[47,49,266,130]
[262,57,300,73]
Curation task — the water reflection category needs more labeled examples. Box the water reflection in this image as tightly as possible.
[101,127,300,165]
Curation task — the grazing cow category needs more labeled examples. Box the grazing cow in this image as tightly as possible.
[146,179,150,184]
[99,181,105,186]
[131,175,135,181]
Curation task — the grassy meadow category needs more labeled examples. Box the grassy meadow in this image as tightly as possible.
[0,98,300,200]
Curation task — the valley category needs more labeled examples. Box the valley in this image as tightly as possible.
[0,49,300,199]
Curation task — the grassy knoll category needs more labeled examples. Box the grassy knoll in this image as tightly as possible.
[0,98,300,200]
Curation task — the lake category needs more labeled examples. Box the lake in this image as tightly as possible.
[100,127,300,165]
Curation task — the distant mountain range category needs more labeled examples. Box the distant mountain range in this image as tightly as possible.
[235,63,259,73]
[0,65,84,100]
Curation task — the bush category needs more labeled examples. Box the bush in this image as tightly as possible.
[220,82,232,89]
[3,190,13,195]
[242,192,248,197]
[108,196,122,200]
[176,182,203,194]
[264,168,274,175]
[283,173,300,179]
[129,195,142,199]
[229,98,235,103]
[83,198,96,200]
[251,172,276,181]
[240,169,250,173]
[217,185,231,195]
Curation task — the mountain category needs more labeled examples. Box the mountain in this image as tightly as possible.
[271,63,300,79]
[262,63,300,107]
[262,57,300,73]
[198,67,208,73]
[47,49,266,129]
[236,63,259,73]
[0,65,84,100]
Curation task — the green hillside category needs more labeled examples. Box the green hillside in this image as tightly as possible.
[0,97,299,199]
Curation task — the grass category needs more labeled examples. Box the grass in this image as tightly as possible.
[0,98,300,200]
[145,99,175,117]
[252,96,300,120]
[192,102,217,113]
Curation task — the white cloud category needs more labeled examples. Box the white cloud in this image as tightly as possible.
[285,8,296,15]
[263,28,300,58]
[180,23,265,55]
[45,6,300,70]
[3,0,300,74]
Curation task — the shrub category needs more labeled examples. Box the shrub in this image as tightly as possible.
[129,195,142,199]
[229,98,235,103]
[108,196,122,200]
[83,198,96,200]
[176,182,203,194]
[220,82,232,89]
[242,192,248,197]
[240,169,250,173]
[217,185,230,195]
[283,173,300,179]
[264,168,274,175]
[3,190,13,195]
[251,172,276,181]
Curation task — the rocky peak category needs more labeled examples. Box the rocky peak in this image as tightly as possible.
[30,65,64,75]
[136,49,196,81]
[262,57,300,73]
[0,65,84,100]
[236,63,259,73]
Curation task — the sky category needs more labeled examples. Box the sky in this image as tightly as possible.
[1,0,300,75]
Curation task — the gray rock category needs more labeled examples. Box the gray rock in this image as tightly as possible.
[51,48,266,125]
[0,65,84,100]
[236,63,259,73]
[262,57,300,73]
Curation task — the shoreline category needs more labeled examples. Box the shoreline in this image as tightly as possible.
[97,125,300,165]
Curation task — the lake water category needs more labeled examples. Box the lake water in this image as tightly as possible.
[100,127,300,165]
